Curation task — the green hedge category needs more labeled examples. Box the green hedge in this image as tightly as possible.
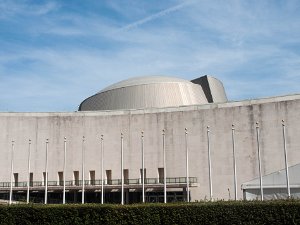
[0,200,300,225]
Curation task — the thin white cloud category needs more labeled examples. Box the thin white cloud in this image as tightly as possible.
[33,1,58,15]
[115,0,195,33]
[0,0,59,19]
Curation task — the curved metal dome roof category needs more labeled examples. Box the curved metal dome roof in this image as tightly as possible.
[79,75,227,111]
[99,76,190,93]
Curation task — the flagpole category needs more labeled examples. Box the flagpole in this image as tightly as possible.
[282,120,291,198]
[63,137,67,204]
[141,131,145,203]
[207,126,213,201]
[101,135,104,204]
[232,125,237,200]
[44,139,49,204]
[121,133,124,205]
[185,128,189,202]
[256,122,264,201]
[163,129,167,203]
[82,136,85,204]
[9,140,14,205]
[26,139,31,204]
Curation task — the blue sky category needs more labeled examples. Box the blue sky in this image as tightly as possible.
[1,0,300,112]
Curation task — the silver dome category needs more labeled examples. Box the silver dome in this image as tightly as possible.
[79,75,227,111]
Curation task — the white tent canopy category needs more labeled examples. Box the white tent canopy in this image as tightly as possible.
[242,163,300,200]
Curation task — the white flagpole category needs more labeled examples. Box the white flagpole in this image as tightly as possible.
[9,140,14,205]
[63,137,67,204]
[121,133,124,205]
[45,139,49,204]
[141,131,145,203]
[232,125,237,200]
[26,139,31,204]
[207,126,213,201]
[163,129,167,203]
[101,135,104,204]
[82,136,85,204]
[256,122,264,201]
[282,120,291,198]
[185,128,190,202]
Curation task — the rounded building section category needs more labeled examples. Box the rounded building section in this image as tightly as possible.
[79,76,211,111]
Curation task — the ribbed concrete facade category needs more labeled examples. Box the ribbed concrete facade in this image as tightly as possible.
[1,94,300,203]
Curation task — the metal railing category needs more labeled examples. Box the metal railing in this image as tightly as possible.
[0,177,197,188]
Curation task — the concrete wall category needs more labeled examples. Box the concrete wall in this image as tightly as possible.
[1,94,300,201]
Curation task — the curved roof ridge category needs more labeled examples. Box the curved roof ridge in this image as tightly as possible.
[99,75,190,93]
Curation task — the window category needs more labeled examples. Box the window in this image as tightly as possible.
[158,168,164,183]
[123,169,129,184]
[43,172,47,186]
[106,170,112,185]
[89,170,95,185]
[140,168,146,184]
[29,173,33,187]
[73,171,79,186]
[13,173,18,187]
[58,172,63,186]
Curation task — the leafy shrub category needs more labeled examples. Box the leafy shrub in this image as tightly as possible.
[0,200,300,225]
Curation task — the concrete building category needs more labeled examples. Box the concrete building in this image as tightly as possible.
[0,75,299,204]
